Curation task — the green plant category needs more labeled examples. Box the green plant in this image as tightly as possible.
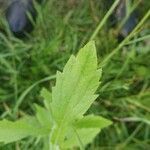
[0,41,111,149]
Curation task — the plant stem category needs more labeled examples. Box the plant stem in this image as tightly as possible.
[124,34,150,45]
[90,0,120,40]
[13,75,56,116]
[100,9,150,67]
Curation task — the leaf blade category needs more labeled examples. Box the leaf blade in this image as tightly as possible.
[0,117,49,144]
[74,115,112,129]
[51,41,101,123]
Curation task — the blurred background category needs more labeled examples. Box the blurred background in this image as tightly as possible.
[0,0,150,149]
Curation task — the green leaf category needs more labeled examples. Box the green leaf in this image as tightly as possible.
[52,41,101,121]
[35,104,52,127]
[62,115,112,148]
[62,128,100,149]
[40,88,52,110]
[51,41,102,142]
[74,115,112,129]
[0,117,48,144]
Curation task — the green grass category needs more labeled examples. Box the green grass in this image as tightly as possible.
[0,0,150,149]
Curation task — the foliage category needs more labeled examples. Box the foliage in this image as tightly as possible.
[0,41,112,149]
[0,0,149,149]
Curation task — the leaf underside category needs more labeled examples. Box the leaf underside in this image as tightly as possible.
[51,41,102,124]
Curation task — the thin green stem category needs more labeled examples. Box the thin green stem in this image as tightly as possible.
[100,9,150,67]
[90,0,120,40]
[125,34,150,45]
[13,75,56,116]
[118,0,141,30]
